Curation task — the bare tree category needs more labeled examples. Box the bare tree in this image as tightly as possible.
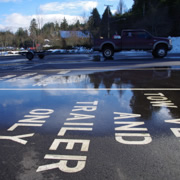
[36,10,44,50]
[117,0,126,15]
[29,18,38,48]
[0,31,14,49]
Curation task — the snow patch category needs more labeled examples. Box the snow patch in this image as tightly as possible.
[169,37,180,53]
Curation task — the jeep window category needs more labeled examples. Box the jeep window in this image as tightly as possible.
[125,32,136,38]
[137,32,151,39]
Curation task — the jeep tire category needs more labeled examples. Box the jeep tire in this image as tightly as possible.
[26,52,34,60]
[102,46,114,59]
[152,45,167,58]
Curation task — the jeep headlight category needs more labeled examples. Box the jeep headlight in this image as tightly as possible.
[169,39,172,45]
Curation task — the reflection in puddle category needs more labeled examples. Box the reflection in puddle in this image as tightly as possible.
[0,67,174,90]
[0,67,179,132]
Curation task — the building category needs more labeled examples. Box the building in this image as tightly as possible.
[60,31,90,39]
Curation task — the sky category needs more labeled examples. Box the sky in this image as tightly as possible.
[0,0,134,32]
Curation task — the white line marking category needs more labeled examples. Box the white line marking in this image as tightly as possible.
[58,70,71,75]
[0,75,17,80]
[3,67,180,74]
[64,123,94,126]
[0,88,180,91]
[165,56,180,59]
[53,67,177,71]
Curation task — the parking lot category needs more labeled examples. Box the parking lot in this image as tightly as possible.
[1,53,180,180]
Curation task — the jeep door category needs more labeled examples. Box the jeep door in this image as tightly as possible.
[134,31,154,50]
[121,31,136,50]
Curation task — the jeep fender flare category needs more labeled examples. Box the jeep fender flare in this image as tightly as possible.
[100,41,116,51]
[153,41,168,50]
[152,41,168,58]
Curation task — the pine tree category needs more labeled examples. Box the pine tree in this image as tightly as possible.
[15,28,28,47]
[60,17,69,30]
[75,20,80,30]
[101,6,112,38]
[88,8,101,38]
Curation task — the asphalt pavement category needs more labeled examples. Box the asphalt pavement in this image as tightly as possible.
[1,52,180,71]
[1,53,180,180]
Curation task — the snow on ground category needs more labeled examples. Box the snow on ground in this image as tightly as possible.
[169,37,180,53]
[48,47,93,54]
[0,51,19,56]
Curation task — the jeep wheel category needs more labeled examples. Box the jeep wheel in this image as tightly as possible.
[26,52,34,60]
[153,45,167,58]
[102,46,114,59]
[38,54,45,59]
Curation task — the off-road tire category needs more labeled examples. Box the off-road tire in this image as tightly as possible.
[152,45,167,58]
[102,46,114,59]
[26,52,34,60]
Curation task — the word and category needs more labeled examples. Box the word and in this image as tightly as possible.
[114,112,152,145]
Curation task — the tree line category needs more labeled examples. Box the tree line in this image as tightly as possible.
[0,17,90,50]
[89,0,180,38]
[0,0,180,50]
[125,0,180,36]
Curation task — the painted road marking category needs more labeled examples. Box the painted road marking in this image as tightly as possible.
[0,109,54,145]
[144,93,178,108]
[58,70,71,75]
[0,75,17,80]
[6,73,37,82]
[0,67,174,71]
[36,101,98,173]
[114,113,152,145]
[0,89,180,175]
[0,133,35,145]
[0,88,180,91]
[0,67,177,82]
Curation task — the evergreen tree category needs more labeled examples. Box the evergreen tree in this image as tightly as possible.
[131,0,148,17]
[88,8,101,38]
[75,20,81,30]
[162,0,180,35]
[101,6,112,38]
[42,22,55,37]
[60,17,69,30]
[129,0,174,35]
[15,28,28,47]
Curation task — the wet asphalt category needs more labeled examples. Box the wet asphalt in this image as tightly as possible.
[1,53,180,180]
